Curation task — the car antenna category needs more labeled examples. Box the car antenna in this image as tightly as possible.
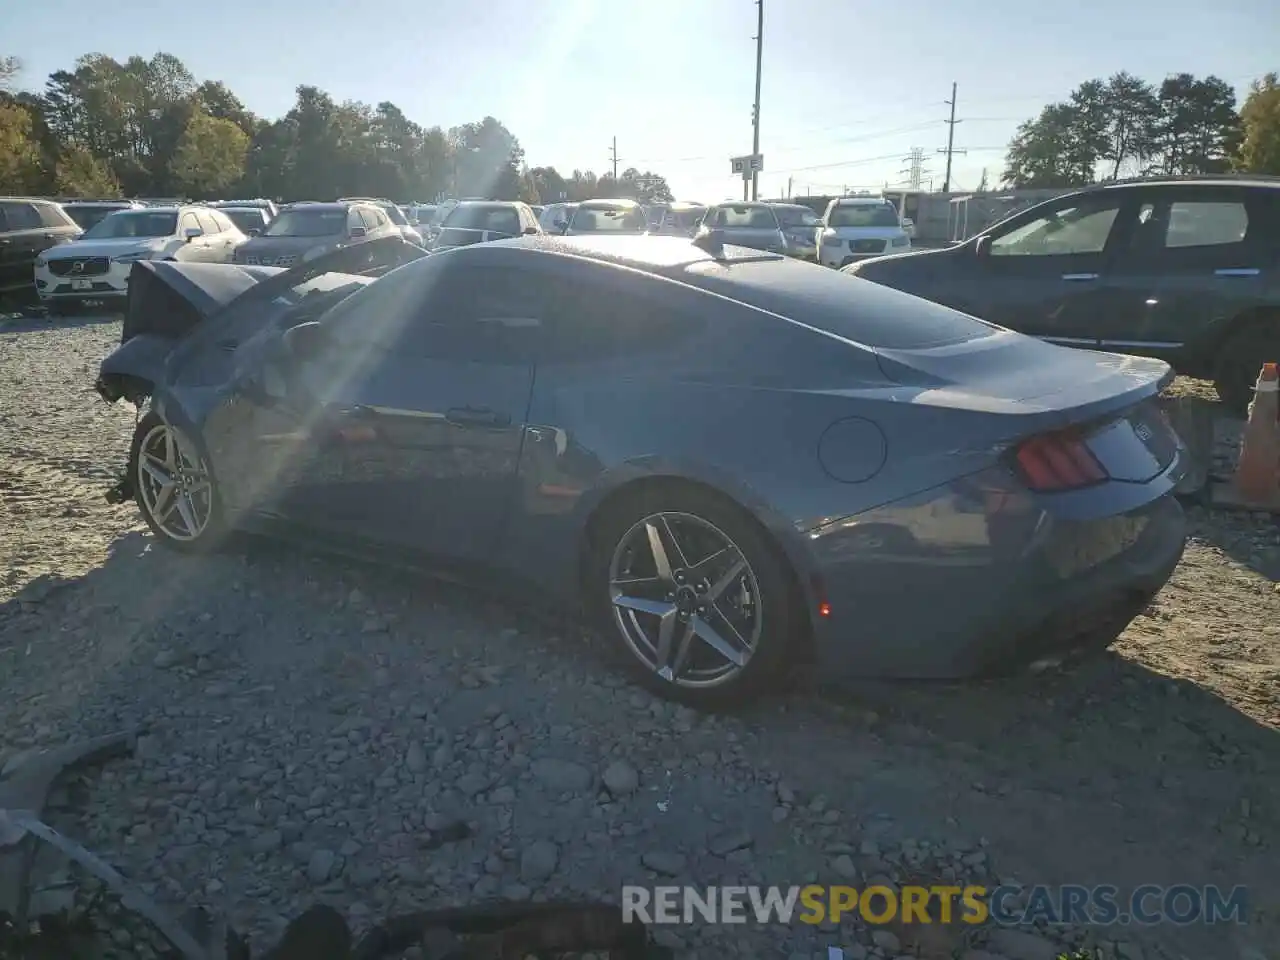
[691,225,726,258]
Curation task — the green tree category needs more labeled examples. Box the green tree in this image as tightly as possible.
[1236,72,1280,175]
[55,143,119,196]
[0,101,43,192]
[171,110,249,197]
[1150,73,1240,174]
[1003,103,1091,188]
[1097,71,1159,178]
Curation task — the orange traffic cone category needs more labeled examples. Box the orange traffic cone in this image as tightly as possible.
[1235,362,1280,503]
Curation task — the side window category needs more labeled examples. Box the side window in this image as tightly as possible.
[539,274,706,364]
[402,266,541,362]
[180,212,201,235]
[38,203,73,228]
[195,211,219,234]
[1164,200,1248,249]
[210,211,235,233]
[4,202,43,231]
[0,203,10,232]
[989,201,1122,257]
[358,208,380,231]
[348,208,365,232]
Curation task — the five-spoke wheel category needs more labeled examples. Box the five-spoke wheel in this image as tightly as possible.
[590,486,800,706]
[130,412,222,549]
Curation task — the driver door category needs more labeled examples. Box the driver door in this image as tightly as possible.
[975,193,1139,347]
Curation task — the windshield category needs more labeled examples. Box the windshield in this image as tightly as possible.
[709,205,779,230]
[82,211,178,239]
[569,205,647,232]
[774,206,822,228]
[223,208,266,233]
[442,205,521,235]
[828,204,900,228]
[263,208,347,238]
[380,203,409,226]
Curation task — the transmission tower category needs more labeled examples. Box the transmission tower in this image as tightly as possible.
[900,147,930,191]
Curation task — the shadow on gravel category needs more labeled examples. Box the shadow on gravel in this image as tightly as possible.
[0,313,122,336]
[808,655,1278,957]
[1188,506,1280,582]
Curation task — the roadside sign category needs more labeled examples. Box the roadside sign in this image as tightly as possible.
[730,154,765,180]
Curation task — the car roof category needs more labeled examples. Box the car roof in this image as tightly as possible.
[284,202,354,211]
[708,200,771,208]
[580,198,640,207]
[458,234,782,274]
[62,199,138,206]
[832,196,890,205]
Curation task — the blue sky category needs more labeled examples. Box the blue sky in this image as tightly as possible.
[4,0,1277,201]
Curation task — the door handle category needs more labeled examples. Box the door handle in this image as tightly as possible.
[1061,273,1099,281]
[446,406,510,427]
[1214,268,1260,278]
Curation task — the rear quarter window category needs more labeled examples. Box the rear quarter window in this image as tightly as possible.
[682,257,1001,349]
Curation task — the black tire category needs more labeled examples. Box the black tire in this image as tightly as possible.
[1213,321,1280,416]
[44,301,75,318]
[128,412,226,553]
[585,483,803,709]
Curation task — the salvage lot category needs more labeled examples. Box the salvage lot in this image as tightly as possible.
[1,314,1278,959]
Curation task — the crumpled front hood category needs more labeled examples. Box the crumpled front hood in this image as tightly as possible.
[45,237,168,259]
[121,260,284,342]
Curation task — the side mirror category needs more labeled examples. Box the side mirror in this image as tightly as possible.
[184,227,202,242]
[522,226,539,235]
[282,321,330,362]
[349,226,368,240]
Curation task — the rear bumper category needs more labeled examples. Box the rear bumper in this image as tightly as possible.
[806,482,1186,680]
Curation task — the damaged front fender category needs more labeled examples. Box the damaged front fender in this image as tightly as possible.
[95,334,176,405]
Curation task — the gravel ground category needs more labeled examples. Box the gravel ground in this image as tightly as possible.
[1,315,1278,960]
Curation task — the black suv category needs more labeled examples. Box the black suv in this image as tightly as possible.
[0,198,82,301]
[845,176,1280,412]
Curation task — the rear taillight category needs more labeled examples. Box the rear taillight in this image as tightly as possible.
[1015,429,1108,492]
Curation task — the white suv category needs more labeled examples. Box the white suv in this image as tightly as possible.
[34,205,247,313]
[817,197,912,268]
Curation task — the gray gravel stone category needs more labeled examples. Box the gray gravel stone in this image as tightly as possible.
[520,839,559,881]
[602,759,640,795]
[641,850,687,876]
[530,758,592,793]
[307,848,337,885]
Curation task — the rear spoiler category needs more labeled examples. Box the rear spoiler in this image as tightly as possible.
[120,236,430,344]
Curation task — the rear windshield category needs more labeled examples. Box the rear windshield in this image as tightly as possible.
[708,205,779,230]
[223,208,267,232]
[570,205,647,232]
[443,204,521,234]
[683,257,1000,350]
[264,208,347,237]
[829,204,900,228]
[774,206,822,228]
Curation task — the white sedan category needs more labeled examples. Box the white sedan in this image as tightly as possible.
[35,205,247,314]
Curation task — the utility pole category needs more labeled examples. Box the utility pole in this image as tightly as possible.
[609,136,619,182]
[750,0,764,201]
[938,82,966,193]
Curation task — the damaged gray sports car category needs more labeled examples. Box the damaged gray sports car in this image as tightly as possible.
[96,232,1188,707]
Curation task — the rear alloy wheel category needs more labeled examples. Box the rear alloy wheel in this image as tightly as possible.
[130,413,222,551]
[1213,322,1280,416]
[589,488,800,707]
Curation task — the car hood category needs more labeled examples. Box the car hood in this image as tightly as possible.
[434,226,517,248]
[849,245,959,283]
[236,236,340,257]
[46,237,169,259]
[121,260,284,342]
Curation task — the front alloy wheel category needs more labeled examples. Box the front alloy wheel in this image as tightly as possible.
[591,488,800,706]
[131,413,221,549]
